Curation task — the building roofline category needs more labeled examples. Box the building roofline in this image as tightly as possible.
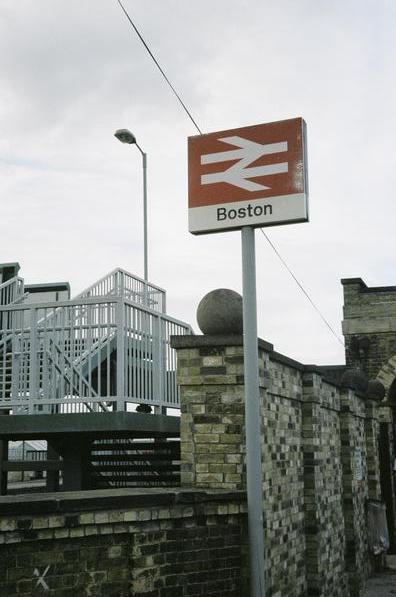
[341,277,396,293]
[25,282,70,294]
[0,262,20,271]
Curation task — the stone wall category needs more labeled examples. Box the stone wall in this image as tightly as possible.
[172,334,383,597]
[301,372,347,597]
[0,331,388,597]
[342,277,396,557]
[0,489,247,597]
[342,278,396,380]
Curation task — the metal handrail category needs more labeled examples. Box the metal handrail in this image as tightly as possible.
[0,277,24,306]
[0,295,193,333]
[0,295,192,414]
[75,268,167,313]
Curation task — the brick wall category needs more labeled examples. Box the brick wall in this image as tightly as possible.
[0,330,387,597]
[172,334,383,597]
[0,490,247,597]
[302,372,347,596]
[264,355,306,597]
[342,278,396,380]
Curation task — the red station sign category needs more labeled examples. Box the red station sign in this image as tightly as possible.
[188,117,308,235]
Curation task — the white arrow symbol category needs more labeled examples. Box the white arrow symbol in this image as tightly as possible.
[34,565,50,591]
[200,136,288,192]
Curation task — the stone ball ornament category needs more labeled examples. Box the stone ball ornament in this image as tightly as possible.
[366,380,386,402]
[197,289,243,335]
[340,369,369,394]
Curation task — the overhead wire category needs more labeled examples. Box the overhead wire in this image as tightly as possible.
[259,229,344,346]
[115,0,344,349]
[116,0,203,135]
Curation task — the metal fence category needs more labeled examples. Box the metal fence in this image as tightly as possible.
[0,277,24,307]
[0,294,191,415]
[76,268,166,313]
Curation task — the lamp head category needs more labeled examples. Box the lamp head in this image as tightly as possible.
[114,129,136,144]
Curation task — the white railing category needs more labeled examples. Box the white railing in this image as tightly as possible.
[0,295,192,415]
[122,303,189,409]
[76,268,166,313]
[0,277,24,306]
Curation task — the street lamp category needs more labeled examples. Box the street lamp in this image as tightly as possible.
[114,128,148,285]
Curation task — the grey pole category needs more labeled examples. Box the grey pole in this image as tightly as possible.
[241,225,266,597]
[113,130,149,301]
[142,151,148,283]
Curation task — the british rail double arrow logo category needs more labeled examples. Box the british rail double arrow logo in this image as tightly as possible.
[200,136,288,192]
[188,117,308,234]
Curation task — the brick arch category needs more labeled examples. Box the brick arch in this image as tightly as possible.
[376,354,396,393]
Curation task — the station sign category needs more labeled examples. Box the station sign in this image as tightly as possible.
[188,117,308,235]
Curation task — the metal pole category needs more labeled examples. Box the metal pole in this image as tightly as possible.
[142,152,148,283]
[241,225,266,597]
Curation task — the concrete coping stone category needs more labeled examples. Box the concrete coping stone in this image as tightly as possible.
[171,335,345,389]
[171,334,273,353]
[341,277,396,294]
[0,487,247,516]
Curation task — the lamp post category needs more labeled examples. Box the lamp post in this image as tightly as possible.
[114,129,148,285]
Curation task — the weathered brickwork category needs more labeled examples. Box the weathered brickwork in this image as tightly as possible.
[0,325,388,597]
[302,373,347,597]
[0,490,247,597]
[339,389,369,597]
[0,534,132,596]
[342,277,396,556]
[342,278,396,381]
[264,358,306,597]
[344,334,396,383]
[178,343,247,490]
[172,335,383,597]
[131,515,245,595]
[364,400,381,501]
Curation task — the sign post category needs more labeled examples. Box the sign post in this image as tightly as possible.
[241,224,266,596]
[188,118,308,597]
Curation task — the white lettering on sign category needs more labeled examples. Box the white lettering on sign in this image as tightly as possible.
[200,136,288,192]
[34,566,50,591]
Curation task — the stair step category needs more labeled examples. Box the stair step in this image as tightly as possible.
[90,463,180,472]
[91,453,180,462]
[92,473,180,483]
[94,480,178,489]
[90,437,181,489]
[92,441,179,451]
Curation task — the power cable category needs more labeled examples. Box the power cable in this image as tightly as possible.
[116,0,203,135]
[115,1,344,349]
[259,229,345,346]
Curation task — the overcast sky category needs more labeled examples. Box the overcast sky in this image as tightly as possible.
[1,1,395,367]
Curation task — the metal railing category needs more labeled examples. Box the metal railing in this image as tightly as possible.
[0,277,25,306]
[76,268,166,313]
[0,295,192,415]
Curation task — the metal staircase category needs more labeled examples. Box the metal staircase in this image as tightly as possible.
[0,351,12,409]
[0,266,190,493]
[0,268,192,414]
[0,276,27,413]
[90,437,181,488]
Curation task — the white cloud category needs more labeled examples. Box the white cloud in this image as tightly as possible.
[1,0,395,367]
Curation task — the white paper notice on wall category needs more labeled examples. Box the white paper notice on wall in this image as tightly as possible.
[354,448,363,482]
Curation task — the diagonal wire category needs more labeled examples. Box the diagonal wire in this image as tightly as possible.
[116,0,203,135]
[115,1,344,349]
[259,228,345,346]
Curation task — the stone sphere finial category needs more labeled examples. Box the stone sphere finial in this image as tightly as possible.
[340,369,369,394]
[366,380,385,402]
[197,289,243,335]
